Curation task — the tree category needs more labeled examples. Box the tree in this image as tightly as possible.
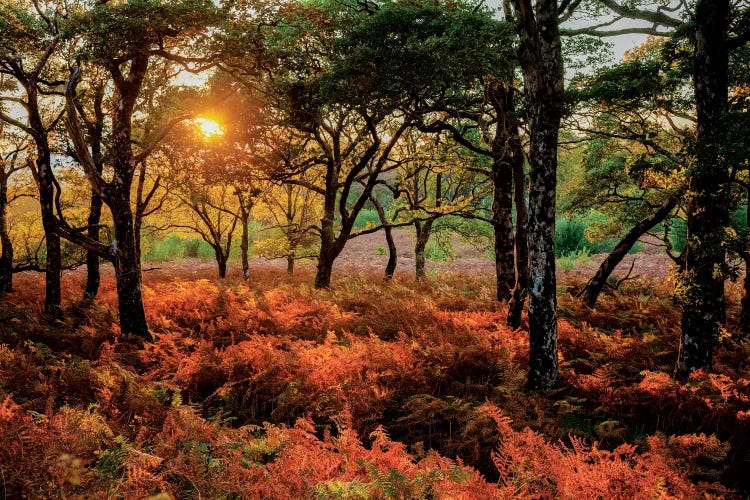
[64,0,221,338]
[0,125,32,293]
[256,178,321,275]
[569,0,750,378]
[508,0,566,389]
[65,70,109,301]
[565,49,691,307]
[226,0,511,288]
[676,0,731,377]
[160,119,250,279]
[389,130,489,280]
[0,1,68,317]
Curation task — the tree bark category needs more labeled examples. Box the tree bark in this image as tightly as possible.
[108,55,151,339]
[414,219,433,281]
[487,80,517,301]
[240,210,250,280]
[111,203,149,339]
[582,191,680,308]
[741,192,750,333]
[84,190,103,301]
[315,250,335,288]
[370,195,397,280]
[741,251,750,334]
[676,0,730,379]
[35,148,63,319]
[508,151,529,328]
[84,85,105,302]
[314,169,338,289]
[384,224,397,281]
[513,0,565,390]
[24,82,63,318]
[216,249,228,279]
[0,177,12,293]
[287,254,295,275]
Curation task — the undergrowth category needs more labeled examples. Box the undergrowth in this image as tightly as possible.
[0,266,747,498]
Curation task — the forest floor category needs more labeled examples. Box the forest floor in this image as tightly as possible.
[134,229,675,283]
[1,236,748,498]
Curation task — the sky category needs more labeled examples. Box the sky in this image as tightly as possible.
[484,0,658,63]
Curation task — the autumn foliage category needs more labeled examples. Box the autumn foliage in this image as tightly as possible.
[0,267,747,498]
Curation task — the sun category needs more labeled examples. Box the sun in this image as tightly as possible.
[195,117,224,138]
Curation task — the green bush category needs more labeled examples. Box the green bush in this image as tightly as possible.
[556,217,589,257]
[555,214,641,258]
[142,235,224,262]
[425,232,453,261]
[353,208,381,230]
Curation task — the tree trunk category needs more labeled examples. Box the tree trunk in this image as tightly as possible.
[111,195,149,339]
[0,179,12,294]
[508,151,529,329]
[84,85,105,302]
[216,250,228,279]
[492,179,514,300]
[741,193,750,333]
[514,0,565,390]
[370,194,397,281]
[43,232,63,318]
[27,87,62,318]
[741,252,750,334]
[240,211,250,280]
[676,0,729,379]
[287,254,295,275]
[414,219,433,281]
[35,149,63,319]
[384,224,397,281]
[582,192,680,308]
[315,250,335,288]
[84,189,103,301]
[488,80,517,301]
[314,181,337,289]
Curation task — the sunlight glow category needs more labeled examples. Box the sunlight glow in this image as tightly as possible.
[195,117,224,138]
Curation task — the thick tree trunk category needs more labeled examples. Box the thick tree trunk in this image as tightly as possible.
[415,244,426,280]
[112,203,149,339]
[514,0,565,390]
[741,252,750,334]
[84,86,105,302]
[287,254,295,275]
[676,0,729,379]
[216,250,228,279]
[488,80,518,301]
[36,150,63,319]
[0,238,11,294]
[84,189,103,301]
[27,87,63,318]
[314,184,337,289]
[0,179,13,293]
[492,181,514,300]
[43,233,63,318]
[741,194,750,333]
[508,154,529,329]
[582,192,680,308]
[315,251,335,289]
